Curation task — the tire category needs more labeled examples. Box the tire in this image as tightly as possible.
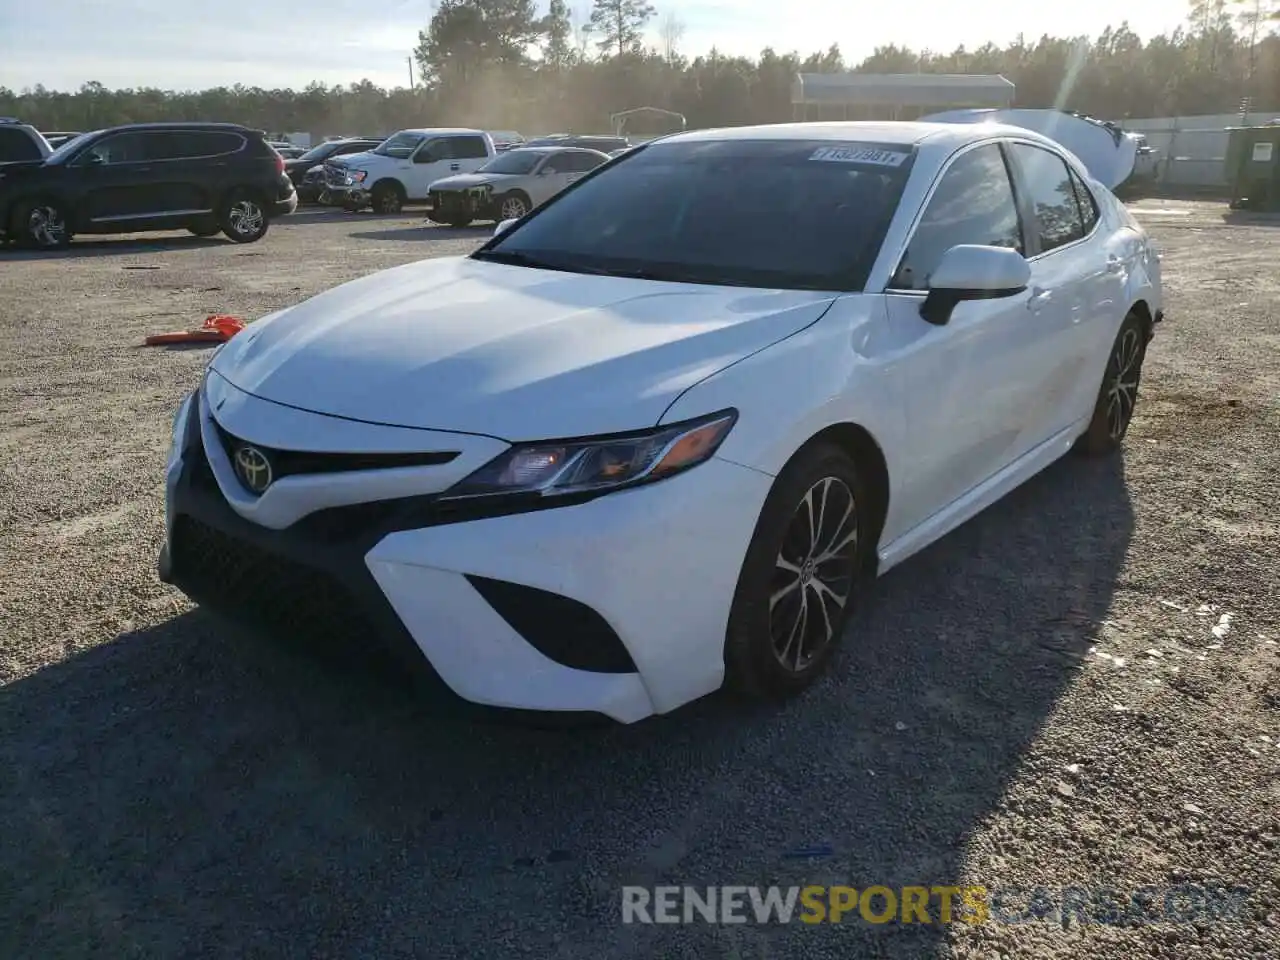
[13,199,72,250]
[1075,312,1148,456]
[187,216,220,238]
[370,181,405,214]
[218,190,269,243]
[724,443,869,699]
[497,191,531,221]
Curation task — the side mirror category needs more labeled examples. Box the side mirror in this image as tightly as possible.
[920,244,1031,326]
[494,218,518,237]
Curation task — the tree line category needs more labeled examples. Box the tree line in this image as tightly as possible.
[3,0,1278,138]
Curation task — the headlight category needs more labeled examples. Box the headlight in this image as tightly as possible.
[440,410,737,501]
[348,170,367,184]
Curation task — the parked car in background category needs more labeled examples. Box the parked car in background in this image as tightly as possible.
[284,137,384,202]
[0,122,297,249]
[489,130,525,152]
[0,119,52,164]
[158,121,1163,722]
[41,132,83,149]
[268,141,308,160]
[426,145,609,226]
[323,128,496,213]
[523,133,630,153]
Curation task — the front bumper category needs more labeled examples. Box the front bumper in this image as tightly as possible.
[427,188,499,223]
[161,387,772,722]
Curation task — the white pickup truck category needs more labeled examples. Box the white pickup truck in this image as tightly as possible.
[322,128,496,213]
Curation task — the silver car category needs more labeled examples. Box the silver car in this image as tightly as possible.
[425,146,610,227]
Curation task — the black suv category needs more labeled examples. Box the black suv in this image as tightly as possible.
[0,119,52,164]
[0,122,298,249]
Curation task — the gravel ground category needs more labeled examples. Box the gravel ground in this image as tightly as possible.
[0,201,1277,959]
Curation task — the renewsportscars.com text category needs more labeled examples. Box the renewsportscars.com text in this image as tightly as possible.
[620,884,1252,926]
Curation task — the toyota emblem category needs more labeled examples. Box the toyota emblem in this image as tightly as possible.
[233,445,273,494]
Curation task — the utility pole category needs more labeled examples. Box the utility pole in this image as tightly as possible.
[407,57,415,90]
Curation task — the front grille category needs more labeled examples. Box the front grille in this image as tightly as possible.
[214,423,458,482]
[430,190,477,218]
[170,514,375,648]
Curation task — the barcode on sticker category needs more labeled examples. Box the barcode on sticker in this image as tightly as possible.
[809,146,908,167]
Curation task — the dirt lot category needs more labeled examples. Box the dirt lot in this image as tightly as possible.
[1,202,1277,959]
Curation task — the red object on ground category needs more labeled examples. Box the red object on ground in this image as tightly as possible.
[145,314,246,346]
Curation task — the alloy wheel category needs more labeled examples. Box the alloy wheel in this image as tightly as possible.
[28,206,67,247]
[228,200,265,237]
[500,195,528,219]
[769,476,858,673]
[1105,326,1143,441]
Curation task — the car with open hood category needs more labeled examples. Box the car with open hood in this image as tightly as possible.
[160,121,1163,724]
[425,145,610,227]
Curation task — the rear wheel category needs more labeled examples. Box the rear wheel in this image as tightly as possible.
[724,444,868,699]
[219,191,269,243]
[1075,312,1148,456]
[14,199,72,249]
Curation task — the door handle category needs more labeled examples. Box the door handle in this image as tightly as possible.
[450,162,460,171]
[1027,287,1053,310]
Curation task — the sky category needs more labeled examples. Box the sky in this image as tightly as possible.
[0,0,1192,93]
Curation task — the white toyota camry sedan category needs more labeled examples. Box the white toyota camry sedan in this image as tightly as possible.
[159,121,1164,723]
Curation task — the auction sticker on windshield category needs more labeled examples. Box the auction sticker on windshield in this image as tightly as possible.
[809,145,909,167]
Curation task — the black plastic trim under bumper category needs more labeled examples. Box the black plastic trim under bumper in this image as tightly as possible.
[163,400,642,695]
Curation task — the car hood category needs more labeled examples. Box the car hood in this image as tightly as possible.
[326,151,378,169]
[430,173,513,191]
[210,256,836,439]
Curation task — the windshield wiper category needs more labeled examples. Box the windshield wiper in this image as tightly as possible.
[470,249,577,271]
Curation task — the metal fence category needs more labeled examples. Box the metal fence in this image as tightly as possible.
[1125,112,1276,190]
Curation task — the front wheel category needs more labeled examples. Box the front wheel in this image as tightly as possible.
[498,192,530,221]
[219,191,269,243]
[187,216,221,238]
[1075,312,1148,456]
[14,200,73,249]
[724,444,868,700]
[370,182,405,214]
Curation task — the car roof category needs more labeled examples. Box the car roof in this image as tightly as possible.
[507,145,604,155]
[396,127,486,136]
[92,122,262,134]
[659,120,1065,151]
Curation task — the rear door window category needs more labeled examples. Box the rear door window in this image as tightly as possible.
[890,142,1024,291]
[1008,143,1087,253]
[1068,167,1100,234]
[445,136,490,159]
[144,130,244,161]
[564,151,605,173]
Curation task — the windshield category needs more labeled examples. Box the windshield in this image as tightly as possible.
[373,132,425,158]
[476,138,914,290]
[45,129,103,163]
[477,151,544,175]
[298,141,344,163]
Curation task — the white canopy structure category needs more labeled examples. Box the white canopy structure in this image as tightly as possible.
[791,73,1015,121]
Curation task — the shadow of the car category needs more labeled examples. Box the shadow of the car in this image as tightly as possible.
[0,236,227,260]
[0,452,1133,958]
